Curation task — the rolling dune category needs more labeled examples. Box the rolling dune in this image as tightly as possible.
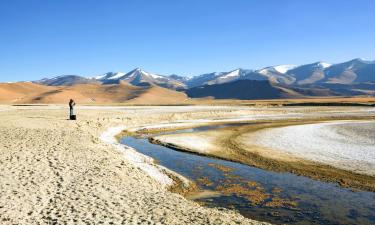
[0,82,54,103]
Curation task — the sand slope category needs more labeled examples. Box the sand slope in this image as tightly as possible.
[127,85,188,104]
[0,82,54,103]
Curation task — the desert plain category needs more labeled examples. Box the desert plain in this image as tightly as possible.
[0,101,374,224]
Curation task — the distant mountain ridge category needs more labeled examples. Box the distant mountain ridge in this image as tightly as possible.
[34,58,375,89]
[3,58,374,104]
[35,68,186,90]
[185,58,375,87]
[95,68,186,89]
[35,75,98,86]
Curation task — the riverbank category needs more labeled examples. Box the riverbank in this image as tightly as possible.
[0,105,270,224]
[149,117,375,192]
[121,131,375,225]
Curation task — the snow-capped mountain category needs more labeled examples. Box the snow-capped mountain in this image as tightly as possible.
[35,75,98,86]
[167,74,189,83]
[324,58,375,84]
[272,65,298,74]
[255,66,297,85]
[186,65,303,88]
[96,68,186,89]
[33,58,375,90]
[186,69,267,88]
[283,59,375,85]
[185,64,328,88]
[36,69,187,89]
[94,72,126,81]
[187,59,375,87]
[287,62,332,85]
[185,71,225,88]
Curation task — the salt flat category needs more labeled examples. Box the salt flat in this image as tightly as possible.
[245,120,375,176]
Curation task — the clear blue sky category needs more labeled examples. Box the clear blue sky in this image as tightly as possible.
[1,0,375,82]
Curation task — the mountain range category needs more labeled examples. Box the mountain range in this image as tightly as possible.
[35,58,375,88]
[1,58,374,103]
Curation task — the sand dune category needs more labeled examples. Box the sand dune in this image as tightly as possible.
[0,82,188,104]
[0,82,54,103]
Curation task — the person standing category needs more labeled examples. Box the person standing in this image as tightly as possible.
[69,99,76,120]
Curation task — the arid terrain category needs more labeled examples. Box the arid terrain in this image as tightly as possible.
[0,104,274,224]
[0,103,374,224]
[2,0,375,223]
[1,81,375,106]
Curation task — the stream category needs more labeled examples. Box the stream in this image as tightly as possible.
[120,124,375,225]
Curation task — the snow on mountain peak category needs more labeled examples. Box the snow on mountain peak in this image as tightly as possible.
[356,58,375,64]
[127,68,164,79]
[93,72,126,80]
[220,69,241,79]
[141,70,164,79]
[317,62,332,69]
[273,65,297,74]
[108,72,126,80]
[95,74,108,80]
[257,68,269,75]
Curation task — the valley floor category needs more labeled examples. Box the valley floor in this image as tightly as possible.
[0,104,374,224]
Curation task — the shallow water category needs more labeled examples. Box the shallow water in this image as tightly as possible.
[120,124,375,225]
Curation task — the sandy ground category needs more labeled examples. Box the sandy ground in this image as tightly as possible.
[242,120,375,176]
[0,105,273,225]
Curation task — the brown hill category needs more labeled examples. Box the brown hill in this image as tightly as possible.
[0,81,188,104]
[0,82,55,103]
[127,85,188,104]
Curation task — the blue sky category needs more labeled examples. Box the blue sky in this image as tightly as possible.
[0,0,375,82]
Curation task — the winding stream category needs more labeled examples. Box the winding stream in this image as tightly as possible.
[120,124,375,225]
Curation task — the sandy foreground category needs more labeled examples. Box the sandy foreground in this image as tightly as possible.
[0,105,277,225]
